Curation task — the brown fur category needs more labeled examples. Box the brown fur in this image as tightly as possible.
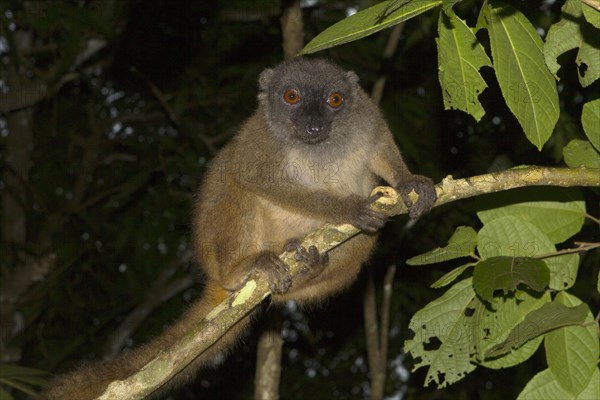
[41,58,435,399]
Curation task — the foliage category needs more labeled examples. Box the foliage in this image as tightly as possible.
[303,0,600,398]
[0,0,598,399]
[0,364,47,399]
[405,196,598,396]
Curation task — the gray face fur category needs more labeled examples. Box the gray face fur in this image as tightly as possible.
[258,58,361,146]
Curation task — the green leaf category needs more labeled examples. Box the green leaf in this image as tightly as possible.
[545,292,599,397]
[477,194,586,244]
[477,216,579,290]
[563,139,600,168]
[431,262,475,288]
[473,257,549,302]
[582,1,600,29]
[404,278,477,388]
[436,8,492,121]
[300,0,442,54]
[582,99,600,151]
[576,25,600,87]
[544,0,584,79]
[486,301,588,358]
[442,0,463,14]
[474,291,550,368]
[544,0,600,88]
[484,3,559,149]
[407,226,477,265]
[518,368,600,400]
[481,335,544,370]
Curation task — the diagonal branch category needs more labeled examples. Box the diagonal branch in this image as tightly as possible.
[96,166,600,399]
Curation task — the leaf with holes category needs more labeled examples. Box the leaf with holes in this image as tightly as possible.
[477,216,579,291]
[436,8,491,121]
[404,278,477,388]
[473,290,550,368]
[473,257,549,303]
[544,0,600,87]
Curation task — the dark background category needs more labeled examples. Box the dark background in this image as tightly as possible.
[0,0,598,399]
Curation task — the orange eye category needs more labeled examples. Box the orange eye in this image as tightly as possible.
[283,89,300,105]
[327,92,344,108]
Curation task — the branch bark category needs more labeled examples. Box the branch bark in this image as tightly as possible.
[94,166,599,399]
[254,317,284,400]
[280,0,304,60]
[363,265,396,400]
